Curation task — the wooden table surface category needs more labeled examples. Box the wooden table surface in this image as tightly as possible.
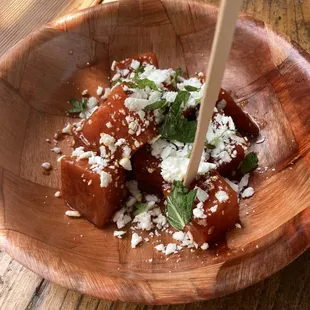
[0,0,309,309]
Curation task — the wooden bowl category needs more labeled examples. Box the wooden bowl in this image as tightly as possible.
[0,0,309,304]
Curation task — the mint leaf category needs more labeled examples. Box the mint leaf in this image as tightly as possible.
[134,202,148,216]
[144,99,168,112]
[136,78,158,90]
[239,152,259,175]
[170,91,190,115]
[184,85,200,91]
[172,68,184,88]
[67,98,87,114]
[160,91,197,143]
[166,181,197,230]
[205,143,216,149]
[135,66,145,75]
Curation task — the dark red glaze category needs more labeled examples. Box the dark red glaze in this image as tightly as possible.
[217,88,260,134]
[196,73,259,134]
[216,144,246,177]
[111,52,158,76]
[74,84,157,156]
[132,145,163,195]
[186,172,239,244]
[162,172,239,245]
[61,156,126,227]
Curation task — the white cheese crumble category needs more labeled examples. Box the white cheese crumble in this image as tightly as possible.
[165,243,177,255]
[62,123,73,135]
[79,97,98,119]
[130,59,140,70]
[114,231,126,238]
[41,162,51,170]
[161,157,216,182]
[126,181,142,201]
[154,244,165,252]
[65,210,81,217]
[96,86,103,96]
[195,187,209,202]
[113,207,132,229]
[210,205,218,213]
[131,233,142,248]
[241,187,255,198]
[201,243,209,250]
[215,191,229,203]
[119,157,132,171]
[51,147,61,154]
[54,191,61,198]
[100,171,112,187]
[239,173,250,192]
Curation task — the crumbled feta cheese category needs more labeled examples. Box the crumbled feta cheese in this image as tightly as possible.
[239,173,250,192]
[54,191,61,198]
[193,202,207,219]
[133,212,153,230]
[224,178,239,193]
[215,191,229,203]
[154,244,165,252]
[119,157,132,171]
[131,233,142,248]
[130,59,140,70]
[113,207,132,229]
[111,60,117,71]
[210,205,218,213]
[144,195,159,203]
[126,181,142,201]
[164,91,178,103]
[102,88,111,100]
[126,196,137,207]
[241,187,255,198]
[161,157,216,182]
[201,243,209,250]
[62,123,73,135]
[99,171,112,188]
[65,210,81,217]
[124,97,150,111]
[51,147,61,154]
[172,231,185,242]
[112,73,121,81]
[195,187,209,202]
[96,86,104,96]
[41,162,51,170]
[106,122,113,128]
[165,243,177,255]
[81,89,88,95]
[114,231,126,238]
[100,133,115,146]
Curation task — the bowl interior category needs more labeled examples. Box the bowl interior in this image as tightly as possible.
[0,0,309,304]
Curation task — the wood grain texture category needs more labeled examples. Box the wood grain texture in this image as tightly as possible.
[0,0,101,58]
[0,0,310,308]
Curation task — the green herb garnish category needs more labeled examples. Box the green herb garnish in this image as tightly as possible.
[66,98,87,114]
[184,85,200,91]
[205,143,216,149]
[172,68,184,88]
[160,91,197,143]
[135,78,158,90]
[144,99,168,112]
[134,202,148,216]
[239,152,259,175]
[166,181,197,230]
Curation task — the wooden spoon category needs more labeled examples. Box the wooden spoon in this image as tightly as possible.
[184,0,243,186]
